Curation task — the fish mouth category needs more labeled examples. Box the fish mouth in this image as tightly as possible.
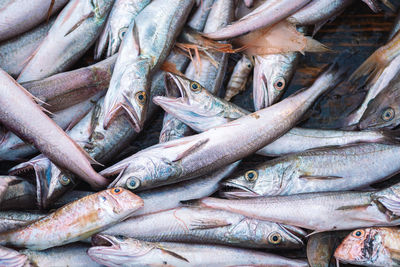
[101,163,128,189]
[220,181,261,198]
[91,234,119,248]
[278,224,306,245]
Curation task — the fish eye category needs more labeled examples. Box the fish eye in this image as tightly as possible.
[274,77,286,91]
[135,91,147,106]
[247,64,252,68]
[59,176,71,186]
[190,81,202,93]
[268,232,282,244]
[352,229,365,238]
[245,170,258,182]
[381,107,395,121]
[118,27,129,40]
[111,187,123,195]
[126,177,140,190]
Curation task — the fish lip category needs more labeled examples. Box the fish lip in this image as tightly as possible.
[278,223,306,245]
[165,73,189,102]
[220,181,261,198]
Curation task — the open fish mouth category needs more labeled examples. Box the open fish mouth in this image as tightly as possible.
[278,224,307,245]
[219,181,261,198]
[101,163,128,188]
[91,234,119,248]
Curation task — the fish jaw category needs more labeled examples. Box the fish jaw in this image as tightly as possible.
[220,181,261,198]
[103,58,151,132]
[278,223,307,248]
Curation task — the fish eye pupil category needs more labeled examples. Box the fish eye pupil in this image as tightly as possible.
[247,64,252,68]
[114,188,120,193]
[130,180,136,186]
[272,236,278,241]
[277,82,283,87]
[138,94,144,100]
[192,83,198,89]
[356,231,361,236]
[248,173,254,179]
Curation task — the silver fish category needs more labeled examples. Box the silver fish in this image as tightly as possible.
[0,17,55,78]
[88,235,309,266]
[102,206,306,249]
[102,0,194,131]
[17,0,114,82]
[223,143,400,198]
[103,64,342,191]
[389,11,400,41]
[0,211,46,233]
[0,0,68,42]
[95,0,151,59]
[0,177,36,211]
[224,54,253,101]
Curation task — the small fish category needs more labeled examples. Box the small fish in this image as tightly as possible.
[102,206,306,249]
[203,0,312,40]
[0,17,55,78]
[17,0,114,82]
[0,69,108,189]
[95,0,151,59]
[335,227,400,266]
[224,55,253,101]
[0,187,143,250]
[102,0,194,131]
[88,235,309,266]
[223,143,400,198]
[0,0,68,42]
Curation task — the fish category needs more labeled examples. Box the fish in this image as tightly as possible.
[0,0,68,42]
[389,11,400,41]
[224,54,253,101]
[154,72,393,157]
[21,54,116,112]
[335,227,400,266]
[0,69,108,189]
[159,113,194,143]
[88,234,309,266]
[102,206,306,249]
[1,93,104,161]
[0,211,46,233]
[287,0,353,35]
[102,0,194,132]
[223,143,400,198]
[0,177,36,211]
[183,183,400,231]
[186,0,215,32]
[344,53,400,127]
[359,70,400,130]
[17,0,114,83]
[307,231,349,267]
[203,0,312,40]
[253,51,300,109]
[103,63,342,191]
[0,243,101,266]
[95,0,151,59]
[11,51,190,209]
[0,17,55,78]
[0,187,143,250]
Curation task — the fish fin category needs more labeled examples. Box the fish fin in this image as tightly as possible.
[305,37,333,53]
[46,0,55,21]
[180,198,203,207]
[65,12,95,37]
[155,246,189,263]
[349,48,389,83]
[381,0,395,11]
[299,175,343,180]
[189,219,231,230]
[362,0,382,12]
[95,23,110,60]
[335,204,372,211]
[160,62,184,76]
[131,20,141,56]
[377,196,400,216]
[170,138,209,162]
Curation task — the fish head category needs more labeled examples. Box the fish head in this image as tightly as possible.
[262,223,306,249]
[334,228,390,266]
[253,55,293,110]
[102,187,144,219]
[358,87,400,130]
[102,153,180,191]
[154,73,227,132]
[89,234,154,266]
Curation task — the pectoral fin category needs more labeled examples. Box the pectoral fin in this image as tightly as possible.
[189,219,231,230]
[156,246,189,263]
[299,175,343,180]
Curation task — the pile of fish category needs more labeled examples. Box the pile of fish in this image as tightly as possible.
[1,0,400,266]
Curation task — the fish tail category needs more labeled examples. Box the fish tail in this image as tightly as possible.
[349,48,388,82]
[305,37,333,53]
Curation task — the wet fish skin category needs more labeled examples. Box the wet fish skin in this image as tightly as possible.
[187,0,215,32]
[186,187,400,231]
[389,11,400,41]
[17,0,114,83]
[95,0,151,59]
[204,0,312,40]
[224,54,253,101]
[21,55,117,113]
[159,112,194,143]
[0,70,108,189]
[0,17,55,78]
[1,93,104,161]
[103,0,195,132]
[88,234,309,267]
[0,0,68,42]
[102,206,306,249]
[0,177,36,211]
[0,187,143,250]
[359,73,400,130]
[104,64,342,191]
[0,211,46,233]
[0,245,28,267]
[253,52,300,109]
[224,143,400,197]
[335,227,400,266]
